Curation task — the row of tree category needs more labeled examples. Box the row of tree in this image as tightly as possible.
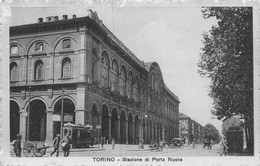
[198,7,253,152]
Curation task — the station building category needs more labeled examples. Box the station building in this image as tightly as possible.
[9,10,180,144]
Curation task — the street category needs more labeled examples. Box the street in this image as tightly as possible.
[11,143,224,157]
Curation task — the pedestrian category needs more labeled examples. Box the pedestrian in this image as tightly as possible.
[111,138,115,149]
[101,137,104,149]
[220,137,228,156]
[12,134,22,157]
[50,134,60,157]
[192,139,196,149]
[60,133,71,157]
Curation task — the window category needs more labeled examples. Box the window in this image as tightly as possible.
[92,48,97,57]
[102,52,109,67]
[10,62,18,82]
[112,59,118,73]
[62,39,71,49]
[34,60,44,80]
[62,58,71,78]
[35,42,43,52]
[10,45,18,54]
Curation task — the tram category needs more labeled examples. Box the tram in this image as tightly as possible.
[63,122,97,148]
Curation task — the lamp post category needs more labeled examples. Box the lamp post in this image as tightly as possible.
[60,88,65,138]
[138,107,148,149]
[26,86,31,141]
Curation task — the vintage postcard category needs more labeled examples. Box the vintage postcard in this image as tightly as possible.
[0,0,259,166]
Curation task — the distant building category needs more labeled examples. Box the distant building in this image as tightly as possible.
[9,10,180,144]
[179,113,204,144]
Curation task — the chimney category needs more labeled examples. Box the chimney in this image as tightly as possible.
[38,17,43,23]
[73,15,77,19]
[54,16,58,21]
[63,15,68,20]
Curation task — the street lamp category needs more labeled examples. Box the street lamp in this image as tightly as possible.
[138,107,148,149]
[26,86,31,141]
[60,88,65,138]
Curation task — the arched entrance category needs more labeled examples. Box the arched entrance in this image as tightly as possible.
[28,99,46,141]
[120,111,126,144]
[134,115,139,144]
[92,103,99,129]
[128,113,133,144]
[111,108,118,142]
[53,98,75,138]
[101,104,109,140]
[142,119,145,143]
[10,100,20,141]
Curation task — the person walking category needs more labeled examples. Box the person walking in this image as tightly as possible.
[101,137,104,149]
[12,134,22,157]
[50,134,60,157]
[60,133,71,157]
[220,137,228,156]
[111,138,115,149]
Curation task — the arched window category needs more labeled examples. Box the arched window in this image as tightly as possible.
[92,48,98,82]
[102,52,109,67]
[120,66,127,95]
[128,71,133,98]
[34,60,44,80]
[62,58,72,78]
[134,76,139,101]
[101,51,109,87]
[112,59,118,73]
[92,48,97,57]
[111,59,118,91]
[10,62,18,82]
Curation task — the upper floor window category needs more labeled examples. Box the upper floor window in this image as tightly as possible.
[62,58,72,78]
[10,62,18,82]
[128,71,133,85]
[35,42,43,52]
[10,45,18,54]
[134,76,139,88]
[102,52,109,67]
[34,60,44,80]
[120,66,126,79]
[92,48,97,57]
[62,39,71,49]
[112,59,118,73]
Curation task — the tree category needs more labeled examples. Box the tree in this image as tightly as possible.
[203,123,220,143]
[198,7,253,151]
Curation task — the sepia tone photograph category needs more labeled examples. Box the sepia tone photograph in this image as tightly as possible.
[0,0,259,165]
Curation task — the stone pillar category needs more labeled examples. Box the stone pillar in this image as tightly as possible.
[76,84,86,125]
[75,110,85,125]
[20,109,27,142]
[108,116,111,141]
[78,31,86,81]
[45,108,53,143]
[117,118,120,144]
[126,120,128,144]
[132,120,135,144]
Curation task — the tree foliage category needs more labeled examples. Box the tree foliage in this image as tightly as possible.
[198,7,253,121]
[203,123,220,143]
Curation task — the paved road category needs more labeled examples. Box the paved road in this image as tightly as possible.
[10,143,223,157]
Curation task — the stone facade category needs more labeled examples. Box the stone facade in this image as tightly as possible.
[179,113,204,144]
[9,10,180,144]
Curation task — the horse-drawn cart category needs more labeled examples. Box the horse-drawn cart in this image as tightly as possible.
[23,141,52,157]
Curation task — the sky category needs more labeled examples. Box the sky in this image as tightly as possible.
[9,2,222,133]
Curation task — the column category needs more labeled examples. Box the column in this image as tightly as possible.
[117,118,120,144]
[126,120,128,144]
[132,120,135,144]
[45,108,53,143]
[76,85,86,125]
[20,109,27,142]
[78,31,86,81]
[108,116,111,141]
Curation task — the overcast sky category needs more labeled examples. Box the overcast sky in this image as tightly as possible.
[10,2,222,133]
